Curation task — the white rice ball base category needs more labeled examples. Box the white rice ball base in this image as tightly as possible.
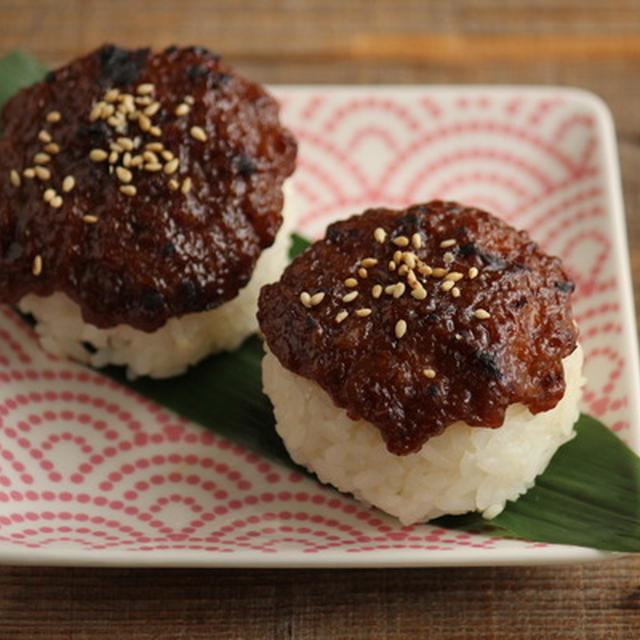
[263,344,584,525]
[19,185,296,379]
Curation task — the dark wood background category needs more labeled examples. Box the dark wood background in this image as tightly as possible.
[0,1,639,637]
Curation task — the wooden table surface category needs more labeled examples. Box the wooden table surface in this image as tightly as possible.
[1,1,639,638]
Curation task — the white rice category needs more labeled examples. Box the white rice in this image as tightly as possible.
[19,185,296,379]
[262,344,584,525]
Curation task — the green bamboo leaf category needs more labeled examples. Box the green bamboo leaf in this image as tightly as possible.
[0,50,46,114]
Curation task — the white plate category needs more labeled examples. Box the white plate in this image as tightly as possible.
[0,86,638,567]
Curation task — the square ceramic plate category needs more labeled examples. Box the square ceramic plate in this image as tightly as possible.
[0,86,638,567]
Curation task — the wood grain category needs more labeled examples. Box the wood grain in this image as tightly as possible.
[0,1,639,638]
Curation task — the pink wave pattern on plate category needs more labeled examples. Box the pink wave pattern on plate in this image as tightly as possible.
[0,87,635,566]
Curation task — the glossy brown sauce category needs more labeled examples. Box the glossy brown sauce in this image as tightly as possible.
[0,45,296,330]
[258,201,578,455]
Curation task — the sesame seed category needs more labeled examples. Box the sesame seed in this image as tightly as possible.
[138,114,152,132]
[343,291,358,303]
[46,110,61,123]
[144,102,161,117]
[406,270,418,287]
[110,141,124,153]
[440,280,455,292]
[161,150,174,161]
[392,235,409,247]
[388,261,396,271]
[50,195,63,208]
[402,252,417,269]
[164,158,179,175]
[384,284,397,295]
[411,233,422,249]
[395,319,407,339]
[344,278,358,288]
[108,151,119,164]
[44,143,60,154]
[444,272,464,282]
[104,88,120,102]
[423,368,436,379]
[440,238,456,248]
[43,188,55,202]
[335,310,349,324]
[310,292,325,306]
[23,168,36,179]
[149,126,162,137]
[361,258,378,268]
[116,166,133,183]
[474,309,491,320]
[418,264,433,276]
[38,130,52,143]
[168,179,179,191]
[374,227,386,243]
[355,308,372,317]
[116,103,131,115]
[181,177,192,194]
[89,149,108,162]
[357,267,368,279]
[136,83,155,95]
[119,185,137,197]
[432,267,448,278]
[190,126,207,142]
[299,291,311,308]
[372,284,383,298]
[393,250,402,263]
[393,282,406,298]
[184,95,195,105]
[143,150,159,163]
[135,96,152,106]
[443,251,455,264]
[144,163,163,172]
[107,115,124,129]
[82,215,99,224]
[468,266,479,279]
[35,166,51,181]
[9,170,20,187]
[397,265,409,276]
[89,103,104,121]
[175,103,190,117]
[32,255,42,276]
[117,137,135,151]
[123,152,132,167]
[451,287,461,298]
[101,103,115,118]
[145,142,164,152]
[130,155,144,167]
[411,287,427,300]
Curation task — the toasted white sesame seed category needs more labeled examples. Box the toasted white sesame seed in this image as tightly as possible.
[361,258,378,268]
[372,284,383,299]
[444,272,464,282]
[300,291,311,307]
[130,155,144,167]
[190,126,207,142]
[440,238,456,248]
[46,110,61,123]
[107,115,124,129]
[168,179,179,191]
[116,166,133,183]
[135,95,152,106]
[9,170,20,187]
[384,284,397,295]
[119,185,137,197]
[418,264,432,276]
[402,252,417,269]
[181,177,192,194]
[451,287,461,298]
[335,310,349,324]
[423,368,436,379]
[175,103,190,117]
[393,282,406,298]
[358,267,368,279]
[411,233,422,249]
[440,280,455,292]
[392,235,409,247]
[406,270,418,287]
[344,278,358,288]
[83,215,99,224]
[101,103,115,119]
[143,150,159,163]
[343,291,359,303]
[38,130,52,143]
[136,83,155,95]
[89,149,108,162]
[108,150,119,164]
[138,114,152,132]
[35,166,51,181]
[310,292,325,306]
[432,267,448,278]
[161,150,174,161]
[123,152,132,167]
[144,162,163,172]
[23,168,36,179]
[395,319,407,339]
[149,126,162,137]
[184,95,195,105]
[104,88,120,102]
[374,227,386,243]
[397,265,409,276]
[388,260,396,271]
[117,137,134,151]
[89,103,104,121]
[474,308,491,320]
[411,287,427,300]
[145,142,164,152]
[44,143,60,155]
[50,195,63,208]
[355,308,372,317]
[144,102,161,117]
[43,188,55,202]
[468,266,479,279]
[32,255,42,276]
[164,158,180,175]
